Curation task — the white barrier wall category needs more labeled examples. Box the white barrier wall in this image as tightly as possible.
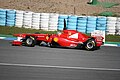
[40,13,49,31]
[23,11,33,28]
[0,8,120,35]
[32,13,41,29]
[116,18,120,35]
[49,13,59,31]
[15,10,24,28]
[106,17,117,35]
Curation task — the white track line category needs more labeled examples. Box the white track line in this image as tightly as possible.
[0,63,120,71]
[0,37,6,39]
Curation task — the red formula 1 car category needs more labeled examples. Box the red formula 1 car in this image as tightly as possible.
[12,30,104,51]
[12,20,104,51]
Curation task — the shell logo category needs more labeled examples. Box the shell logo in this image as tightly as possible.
[54,37,58,42]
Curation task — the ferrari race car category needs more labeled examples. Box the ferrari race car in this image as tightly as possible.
[12,19,104,51]
[12,30,104,51]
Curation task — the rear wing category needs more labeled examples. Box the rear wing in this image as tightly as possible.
[91,30,105,42]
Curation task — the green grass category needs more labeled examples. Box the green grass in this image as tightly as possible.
[106,35,120,42]
[0,26,57,35]
[97,2,119,8]
[98,11,114,17]
[89,0,119,8]
[0,26,120,42]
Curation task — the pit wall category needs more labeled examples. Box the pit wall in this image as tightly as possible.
[0,8,120,35]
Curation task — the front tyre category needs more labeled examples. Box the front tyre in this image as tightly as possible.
[25,37,36,47]
[85,39,96,51]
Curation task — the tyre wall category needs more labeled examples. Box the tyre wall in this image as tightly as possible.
[0,9,7,26]
[0,8,120,35]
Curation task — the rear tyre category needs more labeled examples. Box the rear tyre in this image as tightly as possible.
[25,37,36,47]
[85,39,96,51]
[50,41,58,48]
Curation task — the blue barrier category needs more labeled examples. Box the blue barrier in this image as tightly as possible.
[68,16,77,23]
[0,9,6,26]
[0,21,6,26]
[96,27,106,30]
[96,17,107,31]
[97,17,107,21]
[77,16,87,33]
[67,25,76,30]
[0,9,6,13]
[87,27,96,31]
[7,10,16,14]
[6,10,16,26]
[57,27,64,30]
[68,16,77,19]
[0,21,6,24]
[68,19,77,23]
[87,24,96,28]
[7,14,16,20]
[57,25,64,30]
[77,20,87,23]
[77,29,86,33]
[58,19,65,22]
[67,16,77,30]
[87,21,96,24]
[86,30,93,33]
[77,27,86,30]
[0,16,6,21]
[58,21,65,25]
[59,15,68,19]
[97,24,106,27]
[86,16,97,33]
[58,15,68,30]
[67,22,77,26]
[77,16,87,20]
[0,14,6,18]
[87,16,97,21]
[0,8,116,35]
[77,23,86,27]
[97,20,106,24]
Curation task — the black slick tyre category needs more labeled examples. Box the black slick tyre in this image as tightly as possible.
[85,39,96,51]
[25,37,36,47]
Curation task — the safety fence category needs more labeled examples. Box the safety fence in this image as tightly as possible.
[0,8,120,35]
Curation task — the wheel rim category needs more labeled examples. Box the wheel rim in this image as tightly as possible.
[26,38,33,45]
[86,41,94,49]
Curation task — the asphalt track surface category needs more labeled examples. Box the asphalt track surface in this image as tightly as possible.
[0,39,120,80]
